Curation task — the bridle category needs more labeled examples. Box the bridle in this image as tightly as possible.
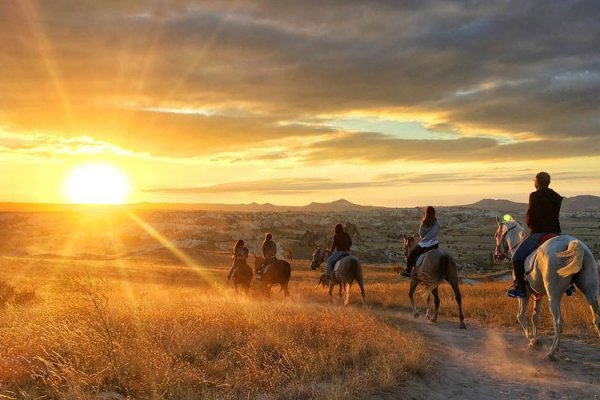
[311,248,330,270]
[494,223,520,262]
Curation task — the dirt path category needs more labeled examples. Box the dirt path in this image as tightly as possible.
[379,311,600,400]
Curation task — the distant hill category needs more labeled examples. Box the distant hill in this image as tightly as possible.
[562,195,600,212]
[133,198,384,213]
[1,195,598,213]
[459,198,527,212]
[459,195,600,213]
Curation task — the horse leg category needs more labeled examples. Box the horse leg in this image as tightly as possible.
[409,278,419,318]
[282,282,290,297]
[425,294,432,320]
[448,278,466,329]
[357,278,366,306]
[529,296,543,349]
[546,296,563,361]
[343,281,351,306]
[516,295,530,340]
[430,288,440,323]
[328,281,335,304]
[573,272,600,341]
[589,301,600,340]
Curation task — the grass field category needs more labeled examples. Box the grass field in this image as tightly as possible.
[1,251,598,399]
[0,254,428,400]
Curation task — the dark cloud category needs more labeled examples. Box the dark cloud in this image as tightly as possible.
[304,133,600,163]
[0,0,598,159]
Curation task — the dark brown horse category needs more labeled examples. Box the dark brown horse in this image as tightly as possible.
[254,256,291,297]
[402,234,466,329]
[230,260,253,294]
[311,248,366,306]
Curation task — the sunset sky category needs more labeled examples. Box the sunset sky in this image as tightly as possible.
[1,1,599,206]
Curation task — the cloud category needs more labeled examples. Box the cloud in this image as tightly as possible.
[0,0,598,161]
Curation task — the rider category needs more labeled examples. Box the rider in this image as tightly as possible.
[257,233,277,280]
[401,206,440,277]
[506,172,563,298]
[326,223,352,279]
[227,239,247,280]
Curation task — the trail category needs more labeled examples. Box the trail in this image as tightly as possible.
[379,310,600,400]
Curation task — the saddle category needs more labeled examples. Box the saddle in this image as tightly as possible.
[332,253,351,278]
[524,233,560,275]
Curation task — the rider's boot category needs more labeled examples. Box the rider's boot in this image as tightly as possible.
[565,283,576,296]
[506,282,527,298]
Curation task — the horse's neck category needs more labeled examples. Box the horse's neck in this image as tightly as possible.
[507,224,526,255]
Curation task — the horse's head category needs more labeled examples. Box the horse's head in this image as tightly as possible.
[310,247,328,270]
[402,234,416,259]
[494,216,524,264]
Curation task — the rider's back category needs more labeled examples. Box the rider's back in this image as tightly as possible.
[526,187,562,234]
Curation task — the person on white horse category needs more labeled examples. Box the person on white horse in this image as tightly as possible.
[401,206,441,277]
[256,233,277,280]
[506,172,575,298]
[326,223,352,279]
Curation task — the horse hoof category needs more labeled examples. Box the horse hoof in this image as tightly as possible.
[546,353,558,362]
[528,339,542,349]
[430,318,437,323]
[459,322,467,329]
[413,312,420,318]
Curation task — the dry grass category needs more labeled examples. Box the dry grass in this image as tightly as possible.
[2,251,598,399]
[0,256,428,400]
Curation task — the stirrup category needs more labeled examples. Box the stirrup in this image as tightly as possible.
[506,286,527,298]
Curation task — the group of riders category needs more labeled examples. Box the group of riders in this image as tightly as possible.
[228,171,572,298]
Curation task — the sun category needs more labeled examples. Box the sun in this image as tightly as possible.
[64,163,132,204]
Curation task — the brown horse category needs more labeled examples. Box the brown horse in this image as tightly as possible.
[230,260,253,294]
[311,248,366,306]
[254,256,291,297]
[402,234,466,329]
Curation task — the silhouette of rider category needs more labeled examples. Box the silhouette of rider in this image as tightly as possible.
[326,224,352,278]
[257,233,277,279]
[227,239,247,280]
[507,172,565,298]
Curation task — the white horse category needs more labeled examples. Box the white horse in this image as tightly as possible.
[494,217,600,360]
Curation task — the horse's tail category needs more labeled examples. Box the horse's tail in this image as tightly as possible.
[350,257,362,283]
[419,252,451,298]
[556,240,585,278]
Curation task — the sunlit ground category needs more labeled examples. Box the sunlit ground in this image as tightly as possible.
[1,207,598,399]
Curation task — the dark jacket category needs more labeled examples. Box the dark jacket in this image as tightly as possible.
[525,187,562,234]
[261,239,277,259]
[330,232,352,252]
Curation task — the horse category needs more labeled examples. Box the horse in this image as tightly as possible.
[494,217,600,360]
[310,247,366,306]
[402,234,466,329]
[230,260,253,294]
[253,256,291,298]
